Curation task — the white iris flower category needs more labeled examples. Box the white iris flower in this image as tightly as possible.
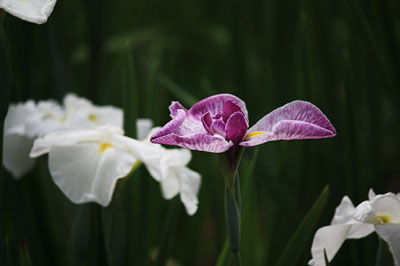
[29,121,201,215]
[0,0,57,24]
[137,120,201,215]
[3,100,42,177]
[309,189,400,266]
[2,94,123,178]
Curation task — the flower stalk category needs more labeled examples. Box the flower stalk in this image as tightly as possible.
[221,150,243,266]
[224,183,241,266]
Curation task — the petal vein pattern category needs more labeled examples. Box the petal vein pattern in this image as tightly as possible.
[241,100,336,147]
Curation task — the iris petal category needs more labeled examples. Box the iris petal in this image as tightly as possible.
[225,112,248,143]
[240,100,336,147]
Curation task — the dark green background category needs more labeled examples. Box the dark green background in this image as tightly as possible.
[2,0,400,265]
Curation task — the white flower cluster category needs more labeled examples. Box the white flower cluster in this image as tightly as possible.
[309,189,400,266]
[3,94,201,215]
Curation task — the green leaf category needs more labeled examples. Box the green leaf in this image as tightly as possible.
[275,185,329,266]
[323,249,330,266]
[120,47,138,137]
[157,74,198,106]
[216,238,230,266]
[224,186,241,253]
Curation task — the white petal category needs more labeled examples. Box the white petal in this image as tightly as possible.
[35,100,65,136]
[161,148,191,168]
[87,106,123,128]
[375,224,400,266]
[355,193,400,224]
[114,135,163,179]
[136,119,153,141]
[347,223,375,239]
[30,128,108,157]
[160,167,201,215]
[368,188,376,201]
[309,223,373,266]
[2,134,36,178]
[331,196,356,225]
[48,142,135,206]
[0,0,57,24]
[63,94,123,128]
[4,101,41,138]
[160,174,180,199]
[177,167,201,215]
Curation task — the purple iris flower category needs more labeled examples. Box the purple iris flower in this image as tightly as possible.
[150,94,336,154]
[151,94,336,263]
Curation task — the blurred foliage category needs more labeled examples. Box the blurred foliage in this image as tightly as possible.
[2,0,400,265]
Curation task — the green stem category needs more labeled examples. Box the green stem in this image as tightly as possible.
[224,175,242,266]
[215,238,230,266]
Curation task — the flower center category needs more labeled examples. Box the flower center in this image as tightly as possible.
[200,101,248,143]
[376,215,391,224]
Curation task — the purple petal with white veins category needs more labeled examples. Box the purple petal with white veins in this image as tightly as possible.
[240,100,336,147]
[151,108,231,152]
[210,120,226,136]
[225,112,248,143]
[151,109,187,140]
[169,101,187,118]
[151,132,233,153]
[152,94,250,153]
[188,94,248,121]
[223,101,245,121]
[201,112,212,132]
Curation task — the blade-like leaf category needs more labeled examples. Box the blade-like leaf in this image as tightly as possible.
[120,46,138,138]
[157,74,198,106]
[216,238,230,266]
[276,185,329,266]
[324,249,330,266]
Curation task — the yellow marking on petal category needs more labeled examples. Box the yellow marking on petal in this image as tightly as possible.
[244,131,266,140]
[376,215,391,224]
[89,114,99,123]
[99,143,112,153]
[43,113,54,120]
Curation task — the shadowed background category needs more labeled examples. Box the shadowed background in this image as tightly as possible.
[2,0,400,265]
